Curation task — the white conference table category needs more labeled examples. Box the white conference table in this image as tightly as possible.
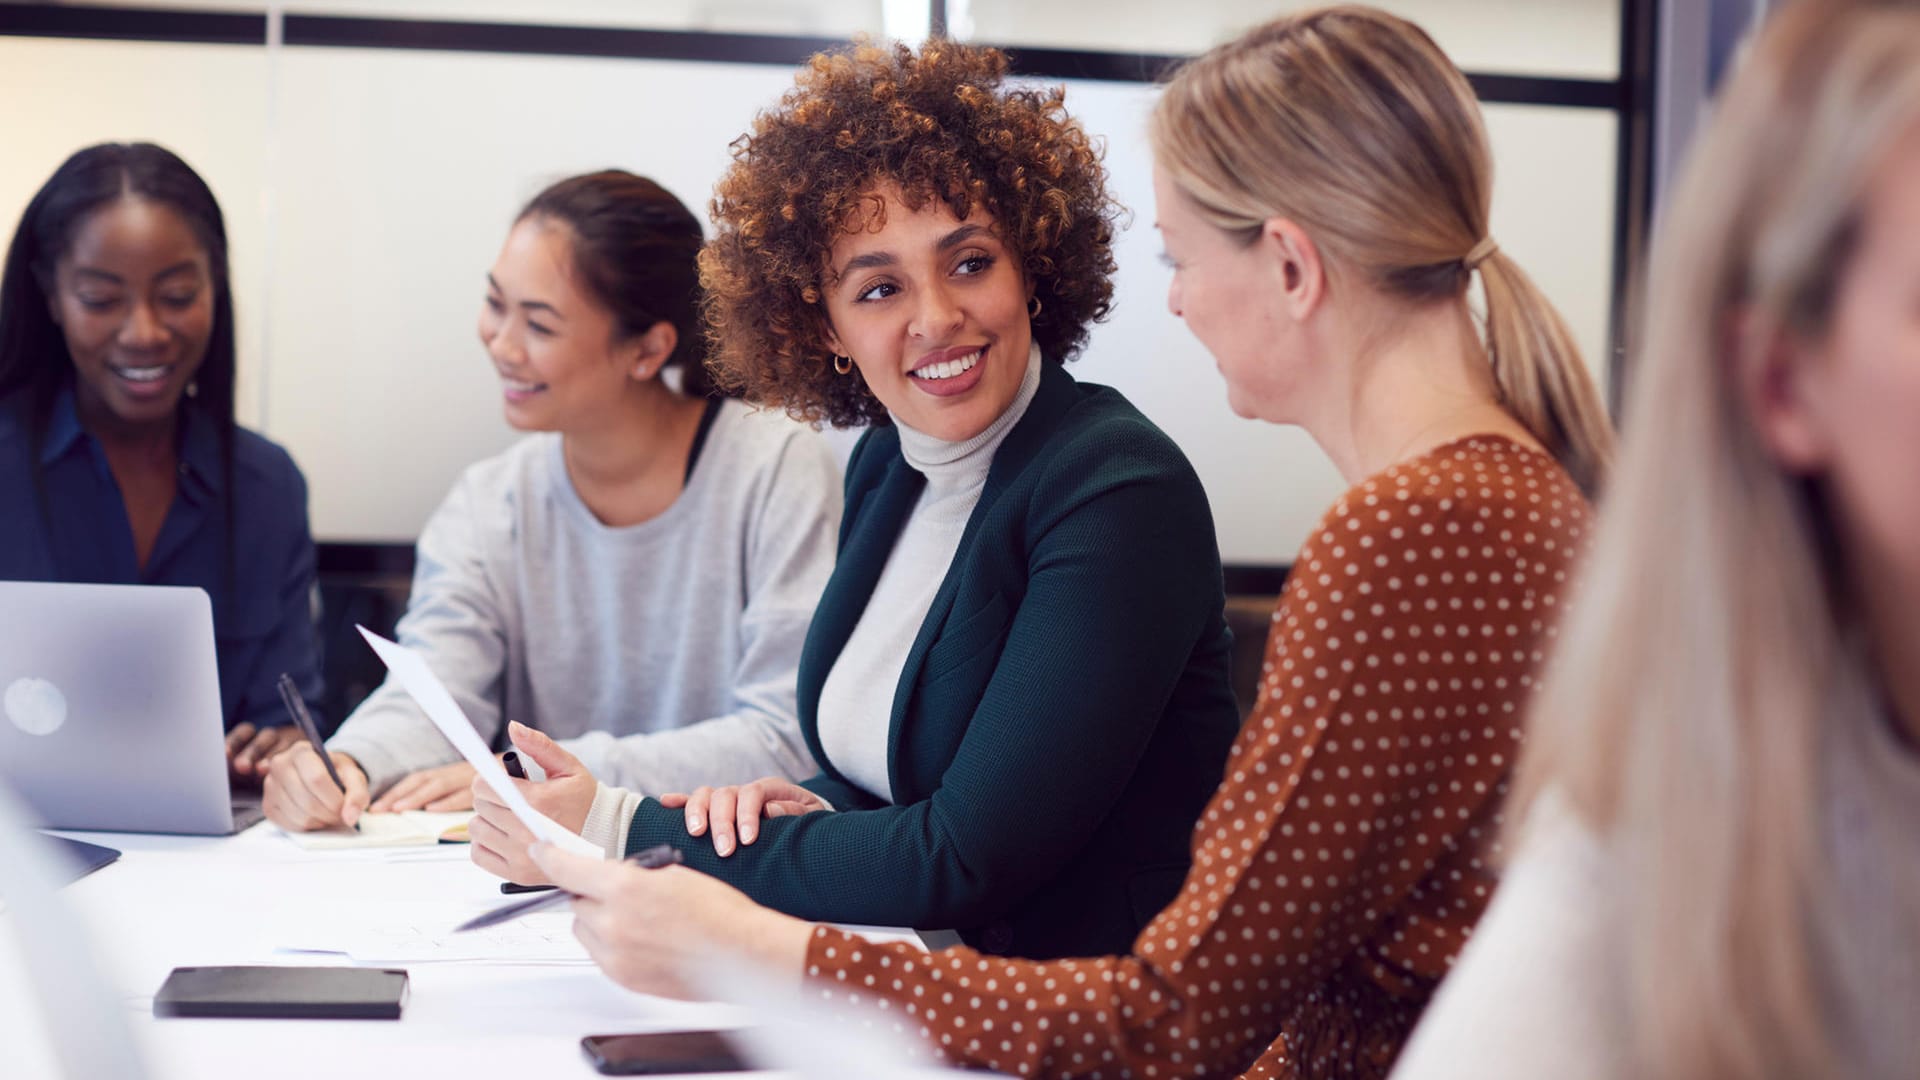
[13,822,926,1079]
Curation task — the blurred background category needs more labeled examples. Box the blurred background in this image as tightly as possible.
[0,0,1769,718]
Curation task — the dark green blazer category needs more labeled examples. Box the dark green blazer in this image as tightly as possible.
[625,362,1240,959]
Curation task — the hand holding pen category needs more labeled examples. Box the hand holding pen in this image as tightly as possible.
[261,673,370,832]
[468,721,601,887]
[495,750,551,895]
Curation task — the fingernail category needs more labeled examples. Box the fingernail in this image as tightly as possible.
[717,837,733,857]
[743,828,756,844]
[687,815,702,832]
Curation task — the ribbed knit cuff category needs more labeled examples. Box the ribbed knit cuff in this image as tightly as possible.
[580,782,640,857]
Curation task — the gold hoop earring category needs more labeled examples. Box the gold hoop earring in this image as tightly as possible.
[1028,295,1043,319]
[833,355,853,376]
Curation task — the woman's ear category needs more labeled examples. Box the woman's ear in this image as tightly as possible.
[1728,307,1831,474]
[1261,218,1326,322]
[627,321,679,380]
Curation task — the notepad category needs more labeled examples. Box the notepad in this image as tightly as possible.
[281,810,472,850]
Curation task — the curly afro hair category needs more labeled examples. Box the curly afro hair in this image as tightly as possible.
[698,38,1123,427]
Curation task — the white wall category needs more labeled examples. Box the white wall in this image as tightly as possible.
[963,0,1621,78]
[0,13,1618,564]
[72,0,889,35]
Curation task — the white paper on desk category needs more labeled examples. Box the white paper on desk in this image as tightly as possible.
[279,909,593,965]
[356,626,600,858]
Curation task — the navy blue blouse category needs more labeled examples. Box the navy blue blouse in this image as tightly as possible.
[0,385,322,730]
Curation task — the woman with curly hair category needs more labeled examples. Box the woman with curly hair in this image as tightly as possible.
[469,38,1243,962]
[494,7,1609,1075]
[506,6,1605,1068]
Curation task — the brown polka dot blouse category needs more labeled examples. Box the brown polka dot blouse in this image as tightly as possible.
[802,436,1592,1078]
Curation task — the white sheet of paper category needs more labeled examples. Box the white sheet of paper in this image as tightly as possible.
[278,909,594,965]
[356,625,601,857]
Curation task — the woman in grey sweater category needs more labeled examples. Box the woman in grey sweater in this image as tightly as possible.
[262,171,841,831]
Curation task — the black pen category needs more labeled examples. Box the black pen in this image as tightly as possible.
[276,672,359,833]
[455,844,683,932]
[496,750,552,893]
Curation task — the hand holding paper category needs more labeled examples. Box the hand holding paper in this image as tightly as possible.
[355,626,601,858]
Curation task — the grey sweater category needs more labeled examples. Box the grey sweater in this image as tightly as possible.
[328,401,841,796]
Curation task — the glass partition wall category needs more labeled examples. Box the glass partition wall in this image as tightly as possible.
[0,0,1652,570]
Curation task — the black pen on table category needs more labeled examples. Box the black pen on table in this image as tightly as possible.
[496,749,553,894]
[457,843,683,932]
[275,672,359,833]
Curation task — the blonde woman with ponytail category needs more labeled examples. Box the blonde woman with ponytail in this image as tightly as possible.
[519,8,1607,1077]
[1393,3,1920,1079]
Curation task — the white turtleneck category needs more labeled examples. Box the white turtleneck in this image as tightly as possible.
[814,343,1044,804]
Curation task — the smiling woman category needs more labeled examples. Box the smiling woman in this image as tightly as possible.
[0,142,322,780]
[464,40,1243,964]
[818,192,1033,441]
[264,171,844,837]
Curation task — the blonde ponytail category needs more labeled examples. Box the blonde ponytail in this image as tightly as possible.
[1478,250,1614,494]
[1150,4,1613,493]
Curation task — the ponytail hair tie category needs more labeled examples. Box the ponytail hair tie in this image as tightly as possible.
[1464,235,1499,271]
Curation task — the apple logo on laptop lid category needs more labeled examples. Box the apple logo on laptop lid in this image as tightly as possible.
[4,677,67,736]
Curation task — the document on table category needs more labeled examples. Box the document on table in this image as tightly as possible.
[356,626,599,857]
[281,810,472,851]
[280,907,592,965]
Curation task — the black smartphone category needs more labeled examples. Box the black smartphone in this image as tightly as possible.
[580,1030,752,1075]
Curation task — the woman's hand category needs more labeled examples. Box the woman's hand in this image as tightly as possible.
[261,745,370,830]
[530,842,813,999]
[469,721,598,885]
[372,761,478,812]
[226,722,306,781]
[658,778,829,857]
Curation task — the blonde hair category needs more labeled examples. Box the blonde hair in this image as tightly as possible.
[1148,5,1613,495]
[1514,2,1920,1076]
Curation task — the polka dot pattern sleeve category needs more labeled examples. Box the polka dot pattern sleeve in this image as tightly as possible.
[804,438,1591,1079]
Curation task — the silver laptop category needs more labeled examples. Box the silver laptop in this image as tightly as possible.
[0,581,258,835]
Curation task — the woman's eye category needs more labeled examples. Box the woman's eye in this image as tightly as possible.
[76,296,119,312]
[855,281,897,303]
[956,254,993,276]
[527,321,555,336]
[160,293,199,309]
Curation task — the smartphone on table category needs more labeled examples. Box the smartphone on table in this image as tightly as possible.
[580,1030,751,1075]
